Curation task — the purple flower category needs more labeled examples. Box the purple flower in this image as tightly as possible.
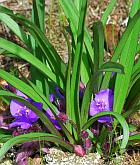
[55,87,65,100]
[89,89,114,123]
[46,108,61,130]
[45,94,61,130]
[9,90,43,129]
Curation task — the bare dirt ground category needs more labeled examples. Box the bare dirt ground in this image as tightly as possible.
[0,0,130,60]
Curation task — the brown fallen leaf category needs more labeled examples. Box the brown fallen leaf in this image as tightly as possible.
[105,23,120,56]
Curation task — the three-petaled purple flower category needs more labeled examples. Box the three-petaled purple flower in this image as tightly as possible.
[89,89,114,123]
[10,90,43,129]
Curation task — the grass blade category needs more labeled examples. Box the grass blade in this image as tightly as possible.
[0,132,73,160]
[0,5,13,14]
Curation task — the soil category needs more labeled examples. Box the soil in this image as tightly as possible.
[0,0,140,165]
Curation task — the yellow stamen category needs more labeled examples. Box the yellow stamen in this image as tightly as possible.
[25,109,29,113]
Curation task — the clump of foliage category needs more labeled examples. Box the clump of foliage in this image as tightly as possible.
[0,0,140,163]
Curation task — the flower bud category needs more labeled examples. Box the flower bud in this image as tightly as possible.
[85,139,92,149]
[91,128,99,137]
[58,112,68,123]
[74,145,86,157]
[81,130,89,139]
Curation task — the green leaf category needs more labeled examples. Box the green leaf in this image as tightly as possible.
[0,132,73,160]
[129,133,140,141]
[30,0,49,96]
[113,18,140,114]
[133,59,140,75]
[0,70,58,115]
[70,0,88,138]
[0,37,63,88]
[128,67,140,94]
[82,111,129,151]
[60,0,93,57]
[60,0,93,84]
[101,0,117,26]
[32,0,45,32]
[129,0,140,18]
[0,69,45,104]
[73,0,82,11]
[0,5,13,15]
[100,62,124,74]
[0,129,12,143]
[125,79,140,110]
[136,43,140,53]
[101,9,140,90]
[63,30,73,135]
[0,13,28,44]
[80,73,98,127]
[92,21,104,91]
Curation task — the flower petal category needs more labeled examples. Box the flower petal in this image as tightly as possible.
[95,89,114,110]
[46,109,61,130]
[89,100,99,116]
[16,90,28,99]
[9,117,32,129]
[10,100,24,117]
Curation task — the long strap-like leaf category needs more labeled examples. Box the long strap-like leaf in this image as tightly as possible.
[92,21,104,92]
[0,37,63,88]
[60,0,93,84]
[70,0,88,139]
[113,17,140,114]
[0,132,73,160]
